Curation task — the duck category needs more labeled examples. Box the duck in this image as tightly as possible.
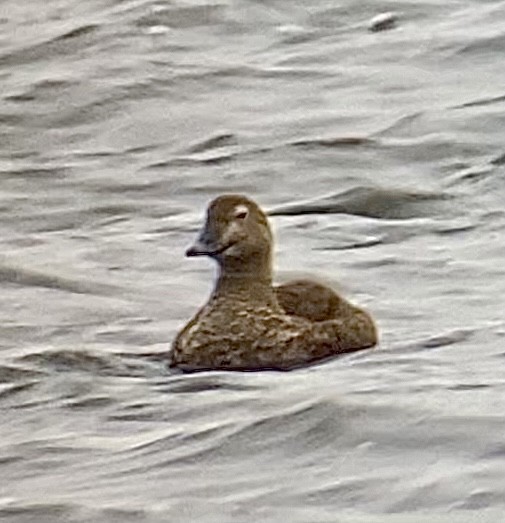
[169,194,377,372]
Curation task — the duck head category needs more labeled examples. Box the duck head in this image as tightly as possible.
[187,195,273,280]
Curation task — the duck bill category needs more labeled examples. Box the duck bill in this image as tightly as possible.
[185,224,221,257]
[186,238,216,257]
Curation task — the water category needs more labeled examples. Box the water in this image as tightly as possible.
[1,0,505,521]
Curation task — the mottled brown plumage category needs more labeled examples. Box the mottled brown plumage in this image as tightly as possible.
[276,279,372,323]
[170,195,377,372]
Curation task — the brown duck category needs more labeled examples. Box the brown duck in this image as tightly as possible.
[170,195,377,371]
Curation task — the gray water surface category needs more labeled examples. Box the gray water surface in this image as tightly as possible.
[1,1,505,521]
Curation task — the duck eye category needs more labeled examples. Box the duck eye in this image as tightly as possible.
[234,205,249,220]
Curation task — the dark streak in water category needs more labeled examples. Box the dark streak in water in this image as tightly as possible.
[185,132,237,154]
[18,350,128,376]
[452,93,505,109]
[0,365,45,383]
[162,376,258,394]
[491,152,505,166]
[374,111,423,136]
[269,186,453,220]
[314,238,383,250]
[448,383,489,391]
[148,152,238,168]
[290,136,374,148]
[0,262,121,296]
[0,25,100,68]
[0,381,39,400]
[0,167,68,179]
[420,329,474,349]
[54,24,98,42]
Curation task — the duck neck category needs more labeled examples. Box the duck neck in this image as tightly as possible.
[212,254,277,305]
